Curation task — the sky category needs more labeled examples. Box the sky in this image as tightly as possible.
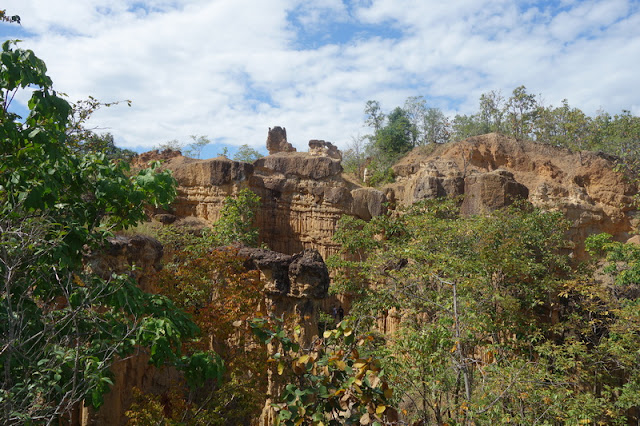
[2,0,639,158]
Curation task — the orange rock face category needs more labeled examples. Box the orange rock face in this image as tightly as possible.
[389,133,638,259]
[154,142,386,260]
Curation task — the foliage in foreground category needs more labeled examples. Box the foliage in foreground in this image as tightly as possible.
[126,190,266,424]
[250,316,395,426]
[329,200,640,424]
[0,40,222,424]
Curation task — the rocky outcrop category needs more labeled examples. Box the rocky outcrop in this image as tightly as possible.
[85,234,164,292]
[131,148,182,168]
[144,131,637,260]
[236,246,329,426]
[80,235,174,426]
[156,132,386,259]
[266,126,296,155]
[238,247,329,343]
[309,139,342,160]
[157,155,254,222]
[460,169,529,216]
[388,133,638,258]
[83,237,330,426]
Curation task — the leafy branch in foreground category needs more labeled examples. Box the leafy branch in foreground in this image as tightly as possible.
[250,315,396,425]
[0,40,221,424]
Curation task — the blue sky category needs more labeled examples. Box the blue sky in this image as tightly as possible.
[2,0,639,158]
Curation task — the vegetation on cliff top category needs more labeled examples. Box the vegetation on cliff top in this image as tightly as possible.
[346,87,640,187]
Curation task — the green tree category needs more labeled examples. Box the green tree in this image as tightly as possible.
[73,132,136,161]
[329,201,587,424]
[450,113,484,141]
[506,85,538,140]
[342,134,368,180]
[0,40,222,424]
[249,315,396,425]
[403,95,428,146]
[210,188,261,247]
[478,90,506,134]
[233,144,263,163]
[422,107,450,144]
[364,100,385,133]
[155,139,184,151]
[184,134,210,159]
[533,99,590,153]
[374,107,415,155]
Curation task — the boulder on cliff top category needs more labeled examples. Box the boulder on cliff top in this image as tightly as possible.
[237,246,329,299]
[254,152,343,180]
[170,156,254,186]
[267,126,296,155]
[308,139,342,161]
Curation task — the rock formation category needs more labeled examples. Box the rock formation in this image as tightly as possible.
[460,169,529,216]
[224,246,330,426]
[308,139,342,160]
[266,126,296,155]
[87,131,639,424]
[388,133,638,258]
[140,130,638,262]
[80,235,174,426]
[155,131,386,259]
[82,238,330,425]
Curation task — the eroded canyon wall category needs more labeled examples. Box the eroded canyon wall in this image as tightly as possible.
[149,131,637,261]
[388,133,638,258]
[151,129,386,259]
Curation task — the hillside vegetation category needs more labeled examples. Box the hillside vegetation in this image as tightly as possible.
[2,39,640,426]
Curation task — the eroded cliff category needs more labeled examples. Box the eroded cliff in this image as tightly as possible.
[388,133,638,258]
[152,129,386,259]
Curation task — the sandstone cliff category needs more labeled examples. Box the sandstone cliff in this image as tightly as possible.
[80,235,172,426]
[388,133,638,258]
[150,129,386,259]
[140,131,638,262]
[82,237,330,425]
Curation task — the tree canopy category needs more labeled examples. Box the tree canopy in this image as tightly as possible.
[0,40,222,424]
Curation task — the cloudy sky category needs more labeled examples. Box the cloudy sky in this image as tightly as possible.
[2,0,639,157]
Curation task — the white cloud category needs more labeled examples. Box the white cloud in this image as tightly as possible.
[2,0,640,152]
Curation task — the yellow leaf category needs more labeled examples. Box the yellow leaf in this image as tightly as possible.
[376,405,386,415]
[323,330,333,338]
[336,360,347,370]
[298,354,310,364]
[277,361,284,375]
[343,327,353,336]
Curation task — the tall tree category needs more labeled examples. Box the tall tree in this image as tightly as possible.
[478,90,506,134]
[233,144,263,163]
[364,100,386,133]
[506,85,538,140]
[374,107,415,155]
[403,95,428,146]
[0,40,222,424]
[422,107,450,144]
